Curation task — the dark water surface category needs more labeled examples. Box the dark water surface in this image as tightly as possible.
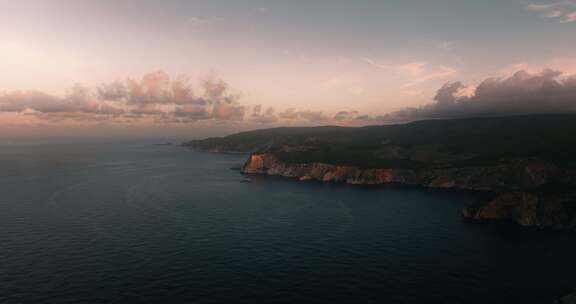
[0,141,574,303]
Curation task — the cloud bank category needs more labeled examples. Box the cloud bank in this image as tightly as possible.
[381,69,576,122]
[0,70,372,127]
[527,1,576,23]
[2,69,576,129]
[0,71,247,124]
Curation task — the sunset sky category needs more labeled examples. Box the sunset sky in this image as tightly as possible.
[1,0,576,137]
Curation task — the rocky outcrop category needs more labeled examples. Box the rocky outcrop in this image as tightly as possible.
[242,153,565,190]
[463,192,540,226]
[243,153,419,184]
[462,192,576,229]
[242,153,576,229]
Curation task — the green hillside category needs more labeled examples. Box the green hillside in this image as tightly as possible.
[185,114,576,168]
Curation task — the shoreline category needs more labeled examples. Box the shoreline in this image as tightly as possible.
[239,152,576,230]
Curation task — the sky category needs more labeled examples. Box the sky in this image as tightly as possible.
[1,0,576,137]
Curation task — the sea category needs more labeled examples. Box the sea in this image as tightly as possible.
[0,139,575,303]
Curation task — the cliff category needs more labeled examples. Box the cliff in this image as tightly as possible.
[242,152,576,229]
[463,192,576,229]
[242,153,565,190]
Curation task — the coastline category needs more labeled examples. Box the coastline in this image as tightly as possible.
[240,152,576,230]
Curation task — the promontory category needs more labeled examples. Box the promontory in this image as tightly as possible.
[185,114,576,230]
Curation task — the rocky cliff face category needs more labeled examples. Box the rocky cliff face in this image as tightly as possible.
[243,153,419,184]
[242,153,576,229]
[243,153,563,190]
[462,192,576,229]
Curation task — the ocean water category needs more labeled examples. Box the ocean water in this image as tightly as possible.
[0,141,575,304]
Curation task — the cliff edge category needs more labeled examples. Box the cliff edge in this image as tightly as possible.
[242,152,576,229]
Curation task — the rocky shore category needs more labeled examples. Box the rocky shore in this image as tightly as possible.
[242,152,576,229]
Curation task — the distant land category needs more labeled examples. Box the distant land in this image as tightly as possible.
[184,114,576,230]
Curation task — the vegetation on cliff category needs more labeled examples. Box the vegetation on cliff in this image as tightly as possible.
[185,114,576,169]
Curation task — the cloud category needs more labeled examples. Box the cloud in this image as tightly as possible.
[362,58,391,69]
[97,80,128,101]
[175,105,211,119]
[0,70,378,128]
[400,61,458,87]
[0,84,125,116]
[250,106,278,124]
[382,69,576,122]
[364,58,459,88]
[433,82,465,107]
[13,69,574,129]
[130,104,165,115]
[527,1,576,23]
[0,70,247,124]
[0,91,63,112]
[298,110,329,122]
[333,110,359,121]
[562,11,576,22]
[212,104,246,121]
[278,108,299,119]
